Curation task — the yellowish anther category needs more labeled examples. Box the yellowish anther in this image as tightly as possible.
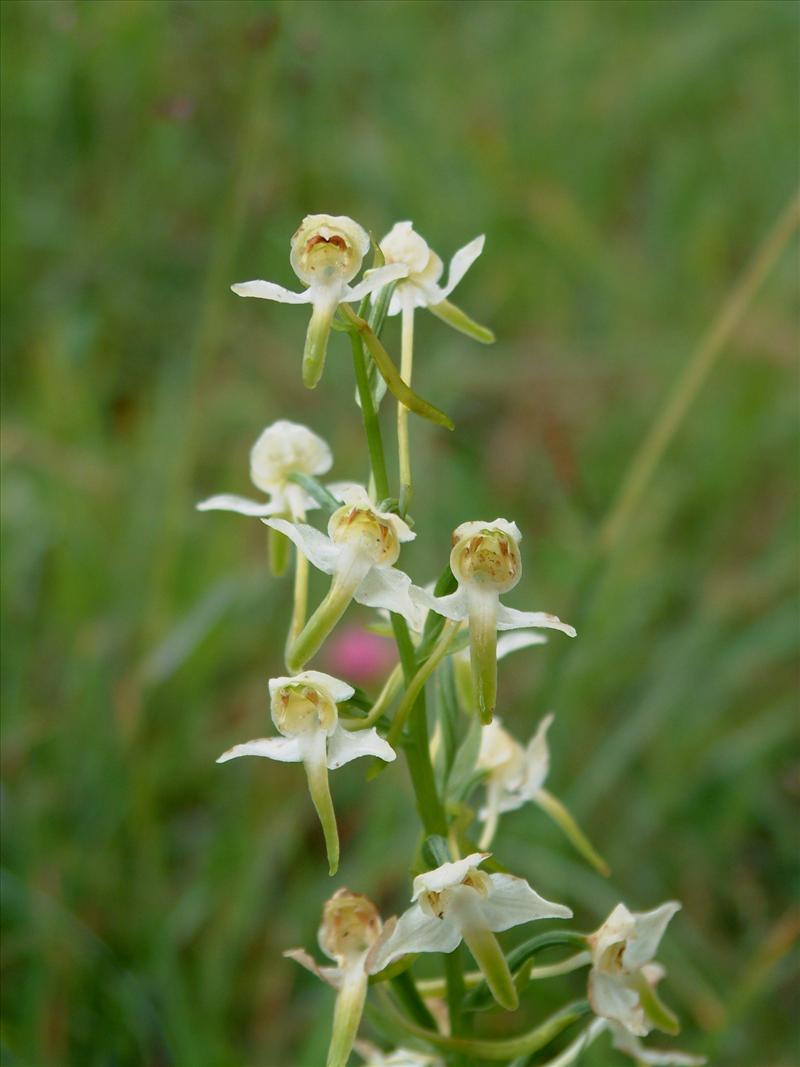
[290,215,368,287]
[319,889,382,963]
[451,529,521,593]
[329,505,400,566]
[272,684,338,736]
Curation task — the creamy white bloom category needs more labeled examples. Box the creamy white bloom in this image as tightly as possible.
[379,220,485,316]
[232,214,407,388]
[368,852,571,1010]
[197,420,332,519]
[476,715,609,871]
[420,519,575,722]
[267,486,426,672]
[587,902,682,1037]
[285,889,385,1067]
[217,670,395,874]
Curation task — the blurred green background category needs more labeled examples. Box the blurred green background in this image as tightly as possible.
[2,1,798,1065]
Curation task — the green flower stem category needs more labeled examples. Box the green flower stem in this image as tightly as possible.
[387,619,460,747]
[390,614,447,837]
[303,735,339,876]
[389,969,439,1031]
[327,966,368,1067]
[397,301,414,515]
[343,662,403,731]
[285,549,309,658]
[350,326,390,499]
[286,554,370,673]
[467,588,498,724]
[534,788,610,877]
[416,951,592,998]
[444,944,467,1038]
[387,999,590,1060]
[268,524,290,577]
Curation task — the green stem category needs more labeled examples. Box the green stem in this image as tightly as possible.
[388,620,460,747]
[343,661,403,731]
[391,615,447,837]
[398,300,414,515]
[285,549,309,657]
[444,945,467,1038]
[268,524,290,577]
[389,969,439,1031]
[350,327,390,499]
[387,999,590,1059]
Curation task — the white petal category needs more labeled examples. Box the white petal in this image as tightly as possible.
[589,971,648,1036]
[496,631,548,659]
[415,586,469,622]
[623,903,681,971]
[609,1024,706,1066]
[267,670,354,706]
[283,947,343,990]
[195,493,280,517]
[327,724,396,769]
[496,603,576,637]
[441,235,485,298]
[367,903,463,971]
[216,736,304,764]
[345,262,409,302]
[452,517,521,544]
[521,713,554,796]
[262,518,341,575]
[327,481,371,504]
[412,854,488,899]
[354,566,424,629]
[231,279,312,303]
[479,873,572,932]
[249,420,333,493]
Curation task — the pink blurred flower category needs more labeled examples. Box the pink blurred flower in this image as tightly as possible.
[323,625,396,687]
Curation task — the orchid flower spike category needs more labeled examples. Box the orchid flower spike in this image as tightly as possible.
[421,519,576,722]
[217,671,395,874]
[196,420,332,521]
[476,715,609,874]
[367,852,571,1011]
[379,221,494,343]
[285,889,384,1067]
[587,902,682,1038]
[265,485,426,672]
[232,214,407,388]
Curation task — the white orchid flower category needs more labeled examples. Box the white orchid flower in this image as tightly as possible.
[285,889,384,1067]
[587,902,682,1037]
[367,852,571,1011]
[420,519,576,722]
[376,221,492,510]
[217,670,395,874]
[265,485,426,672]
[476,715,609,874]
[354,1042,443,1067]
[196,419,332,521]
[379,221,493,338]
[232,214,407,388]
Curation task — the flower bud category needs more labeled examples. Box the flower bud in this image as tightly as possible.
[290,214,369,288]
[329,505,401,567]
[319,889,382,963]
[450,526,522,594]
[271,683,338,737]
